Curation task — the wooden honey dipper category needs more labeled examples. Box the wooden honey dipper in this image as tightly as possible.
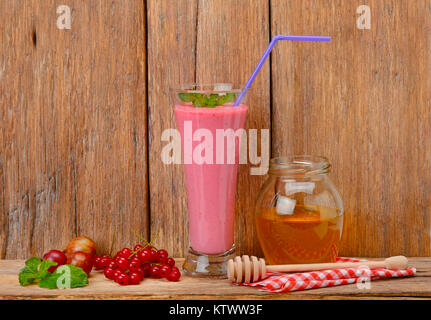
[227,255,409,284]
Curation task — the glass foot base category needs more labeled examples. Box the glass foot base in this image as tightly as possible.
[182,246,235,278]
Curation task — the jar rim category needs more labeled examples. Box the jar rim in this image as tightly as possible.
[269,155,331,176]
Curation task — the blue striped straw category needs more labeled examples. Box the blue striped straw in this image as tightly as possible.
[233,35,331,107]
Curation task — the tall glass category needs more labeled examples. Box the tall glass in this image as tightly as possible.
[171,84,248,277]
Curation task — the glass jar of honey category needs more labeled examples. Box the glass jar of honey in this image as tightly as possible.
[255,155,344,265]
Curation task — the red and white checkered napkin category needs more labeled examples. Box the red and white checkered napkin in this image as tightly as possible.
[236,257,416,293]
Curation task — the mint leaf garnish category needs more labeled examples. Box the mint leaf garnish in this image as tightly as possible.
[178,92,237,108]
[216,92,236,106]
[18,257,58,286]
[38,265,88,289]
[19,258,89,289]
[207,94,219,107]
[19,267,39,286]
[192,93,207,107]
[25,257,43,271]
[178,92,194,102]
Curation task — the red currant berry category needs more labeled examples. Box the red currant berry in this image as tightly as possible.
[160,264,171,278]
[116,257,130,271]
[167,269,181,282]
[107,261,118,269]
[135,267,145,278]
[131,256,141,262]
[101,254,111,258]
[157,249,168,257]
[157,249,169,263]
[104,267,116,280]
[129,259,141,272]
[141,263,151,277]
[159,257,168,264]
[171,266,180,274]
[113,269,123,279]
[94,256,103,270]
[166,258,176,267]
[129,272,143,285]
[149,265,162,279]
[100,257,113,270]
[134,244,144,251]
[138,248,151,263]
[149,249,159,262]
[119,248,132,259]
[115,273,130,286]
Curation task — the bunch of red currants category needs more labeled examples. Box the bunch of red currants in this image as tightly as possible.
[94,245,181,285]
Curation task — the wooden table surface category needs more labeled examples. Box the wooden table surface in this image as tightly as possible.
[1,258,430,300]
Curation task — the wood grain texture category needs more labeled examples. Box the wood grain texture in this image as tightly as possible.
[1,1,431,259]
[0,0,148,258]
[147,0,198,257]
[270,0,431,257]
[0,258,429,300]
[0,0,76,259]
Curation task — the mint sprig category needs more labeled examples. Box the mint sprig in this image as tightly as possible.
[178,92,237,108]
[19,257,57,286]
[38,265,88,289]
[215,93,236,106]
[18,257,89,289]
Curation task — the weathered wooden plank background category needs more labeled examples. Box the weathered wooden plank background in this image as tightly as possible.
[1,0,430,259]
[0,0,148,259]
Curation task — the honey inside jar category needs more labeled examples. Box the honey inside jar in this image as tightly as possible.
[256,204,343,265]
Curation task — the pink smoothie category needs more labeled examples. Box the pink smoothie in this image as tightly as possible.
[174,103,248,255]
